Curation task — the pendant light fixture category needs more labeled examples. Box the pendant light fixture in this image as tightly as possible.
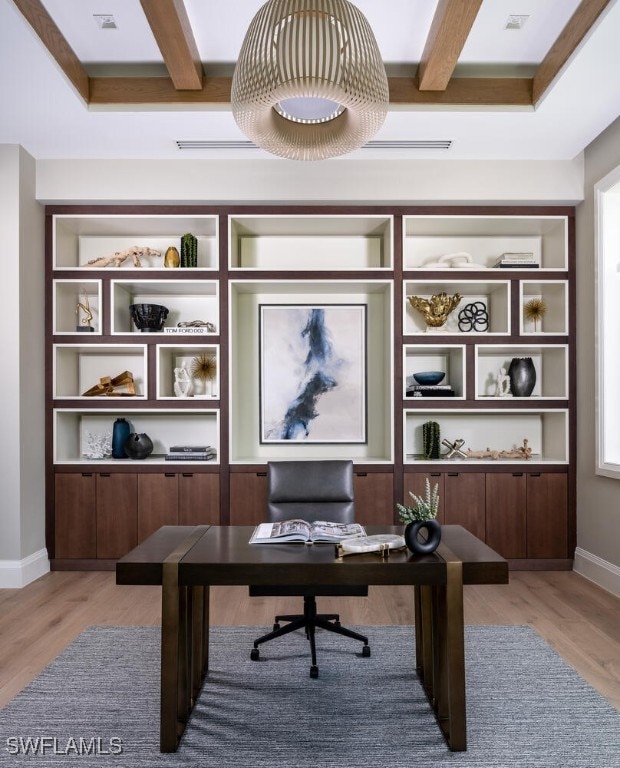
[231,0,389,161]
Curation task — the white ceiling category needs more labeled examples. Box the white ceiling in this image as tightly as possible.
[1,0,619,161]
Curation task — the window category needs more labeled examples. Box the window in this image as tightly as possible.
[595,165,620,477]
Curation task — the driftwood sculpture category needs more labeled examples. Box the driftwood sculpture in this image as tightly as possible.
[86,246,161,268]
[466,438,533,461]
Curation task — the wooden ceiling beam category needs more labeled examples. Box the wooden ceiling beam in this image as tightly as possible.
[10,0,89,102]
[418,0,484,91]
[139,0,203,90]
[89,75,533,108]
[532,0,614,105]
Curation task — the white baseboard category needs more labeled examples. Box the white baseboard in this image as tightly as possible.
[573,547,620,597]
[0,548,50,588]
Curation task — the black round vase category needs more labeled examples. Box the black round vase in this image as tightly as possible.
[123,432,154,460]
[508,357,536,397]
[404,520,442,556]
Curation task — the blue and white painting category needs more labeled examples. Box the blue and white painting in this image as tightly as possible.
[260,304,367,443]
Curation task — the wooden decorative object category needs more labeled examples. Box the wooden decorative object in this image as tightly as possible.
[85,246,161,268]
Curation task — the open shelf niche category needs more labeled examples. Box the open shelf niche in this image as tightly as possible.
[54,409,220,465]
[53,344,147,399]
[403,345,466,400]
[229,214,393,270]
[111,280,219,335]
[475,345,568,400]
[404,409,569,465]
[229,280,393,463]
[53,280,101,335]
[403,214,568,271]
[157,344,220,400]
[53,214,219,270]
[404,280,510,335]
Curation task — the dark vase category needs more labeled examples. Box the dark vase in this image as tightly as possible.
[111,417,131,459]
[508,357,536,397]
[404,520,442,556]
[124,432,154,460]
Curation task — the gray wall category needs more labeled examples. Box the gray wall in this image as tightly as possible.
[575,115,620,587]
[0,146,46,576]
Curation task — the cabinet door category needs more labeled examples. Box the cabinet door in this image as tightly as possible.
[54,473,96,559]
[179,473,220,525]
[353,472,394,524]
[137,473,179,542]
[526,473,568,558]
[229,472,268,525]
[444,473,486,539]
[403,473,445,525]
[485,473,526,558]
[96,473,138,559]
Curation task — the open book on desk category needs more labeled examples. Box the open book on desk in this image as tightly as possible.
[249,519,366,544]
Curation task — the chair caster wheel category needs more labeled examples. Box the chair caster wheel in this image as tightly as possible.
[334,621,341,627]
[310,665,319,679]
[362,645,371,657]
[250,648,260,661]
[273,623,281,631]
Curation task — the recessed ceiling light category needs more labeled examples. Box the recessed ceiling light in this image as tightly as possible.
[505,14,529,30]
[93,14,117,30]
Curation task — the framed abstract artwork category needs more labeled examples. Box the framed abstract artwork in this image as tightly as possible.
[259,304,367,443]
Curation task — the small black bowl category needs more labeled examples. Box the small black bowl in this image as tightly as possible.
[129,303,169,332]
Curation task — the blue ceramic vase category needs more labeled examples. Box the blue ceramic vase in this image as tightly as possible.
[112,417,130,459]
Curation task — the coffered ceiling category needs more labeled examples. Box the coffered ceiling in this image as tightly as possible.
[1,0,619,160]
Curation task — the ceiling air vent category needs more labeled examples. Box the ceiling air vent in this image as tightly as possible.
[176,139,452,152]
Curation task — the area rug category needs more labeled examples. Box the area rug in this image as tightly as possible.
[0,625,618,767]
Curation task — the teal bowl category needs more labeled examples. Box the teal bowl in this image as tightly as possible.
[413,371,445,385]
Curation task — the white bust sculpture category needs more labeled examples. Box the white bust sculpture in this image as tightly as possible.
[495,367,512,397]
[173,362,192,398]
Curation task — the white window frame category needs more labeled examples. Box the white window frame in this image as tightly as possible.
[595,164,620,478]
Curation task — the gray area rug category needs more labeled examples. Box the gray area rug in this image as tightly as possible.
[0,625,618,767]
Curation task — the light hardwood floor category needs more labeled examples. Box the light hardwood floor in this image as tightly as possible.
[0,570,618,711]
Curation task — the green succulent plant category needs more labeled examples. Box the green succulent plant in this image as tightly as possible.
[396,479,440,523]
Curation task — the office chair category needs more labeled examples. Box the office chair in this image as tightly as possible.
[249,460,370,678]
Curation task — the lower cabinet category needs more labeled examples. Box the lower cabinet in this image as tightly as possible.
[54,472,97,559]
[403,470,569,562]
[403,472,485,539]
[229,470,394,526]
[96,473,138,559]
[54,471,220,562]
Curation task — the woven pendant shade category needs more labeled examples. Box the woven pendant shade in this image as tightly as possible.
[231,0,389,161]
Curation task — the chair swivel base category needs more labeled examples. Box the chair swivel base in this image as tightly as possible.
[250,595,370,678]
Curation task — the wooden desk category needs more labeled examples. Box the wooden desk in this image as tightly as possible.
[117,525,508,753]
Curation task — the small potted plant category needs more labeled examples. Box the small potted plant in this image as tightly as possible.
[396,479,442,555]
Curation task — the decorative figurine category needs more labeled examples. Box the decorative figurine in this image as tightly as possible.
[173,362,192,398]
[76,292,94,332]
[495,367,512,397]
[441,438,467,459]
[408,292,462,328]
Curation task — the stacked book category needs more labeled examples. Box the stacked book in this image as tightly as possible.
[406,384,455,398]
[493,252,539,268]
[165,445,217,461]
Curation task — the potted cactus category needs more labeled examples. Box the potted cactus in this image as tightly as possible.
[181,232,198,268]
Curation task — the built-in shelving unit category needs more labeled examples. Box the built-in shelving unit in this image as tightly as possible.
[47,205,575,571]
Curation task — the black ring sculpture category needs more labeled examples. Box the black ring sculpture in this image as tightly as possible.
[458,301,489,332]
